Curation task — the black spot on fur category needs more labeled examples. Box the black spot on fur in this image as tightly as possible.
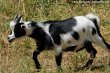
[68,40,71,44]
[45,34,54,49]
[90,19,99,35]
[71,31,79,40]
[93,19,98,25]
[29,25,53,49]
[92,28,96,35]
[47,17,77,45]
[51,32,61,45]
[47,17,77,34]
[30,21,37,27]
[83,28,85,32]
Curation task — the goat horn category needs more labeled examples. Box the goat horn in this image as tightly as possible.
[14,14,18,20]
[16,15,22,23]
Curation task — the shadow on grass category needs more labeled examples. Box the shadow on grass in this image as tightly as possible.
[73,64,107,72]
[31,65,109,73]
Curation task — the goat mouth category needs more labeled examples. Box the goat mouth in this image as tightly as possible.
[8,39,14,43]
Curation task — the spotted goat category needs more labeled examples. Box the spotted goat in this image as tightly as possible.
[8,13,110,70]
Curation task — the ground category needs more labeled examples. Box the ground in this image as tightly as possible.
[0,0,110,73]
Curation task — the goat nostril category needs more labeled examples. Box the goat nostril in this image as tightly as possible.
[7,37,14,42]
[7,37,10,40]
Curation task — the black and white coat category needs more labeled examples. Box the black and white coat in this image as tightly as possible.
[8,13,110,70]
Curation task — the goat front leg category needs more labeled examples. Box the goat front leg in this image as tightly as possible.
[33,42,44,71]
[55,53,62,68]
[55,47,63,70]
[33,50,41,70]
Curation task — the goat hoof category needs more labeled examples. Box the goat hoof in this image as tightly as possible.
[74,65,91,72]
[74,67,82,72]
[57,66,63,72]
[35,69,41,72]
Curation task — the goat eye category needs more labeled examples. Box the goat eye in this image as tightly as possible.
[21,25,25,28]
[10,31,12,35]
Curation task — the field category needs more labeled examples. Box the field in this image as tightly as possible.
[0,0,110,73]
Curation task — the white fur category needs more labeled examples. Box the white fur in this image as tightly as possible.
[37,22,50,35]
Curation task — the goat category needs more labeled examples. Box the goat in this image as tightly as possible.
[7,13,110,71]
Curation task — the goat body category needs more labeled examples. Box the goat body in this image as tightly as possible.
[8,13,110,71]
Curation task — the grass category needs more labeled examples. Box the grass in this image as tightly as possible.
[0,0,110,73]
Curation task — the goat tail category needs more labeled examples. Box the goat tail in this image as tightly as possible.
[86,13,100,26]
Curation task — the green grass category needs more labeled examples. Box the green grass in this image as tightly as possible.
[1,0,110,73]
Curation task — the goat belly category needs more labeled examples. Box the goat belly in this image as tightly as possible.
[63,46,77,51]
[63,44,84,52]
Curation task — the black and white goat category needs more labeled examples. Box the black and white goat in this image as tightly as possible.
[8,13,110,70]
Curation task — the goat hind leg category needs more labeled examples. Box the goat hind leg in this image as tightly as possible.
[74,42,97,72]
[75,44,93,68]
[55,52,62,70]
[83,41,97,68]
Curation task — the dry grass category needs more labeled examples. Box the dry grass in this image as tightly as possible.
[1,0,110,73]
